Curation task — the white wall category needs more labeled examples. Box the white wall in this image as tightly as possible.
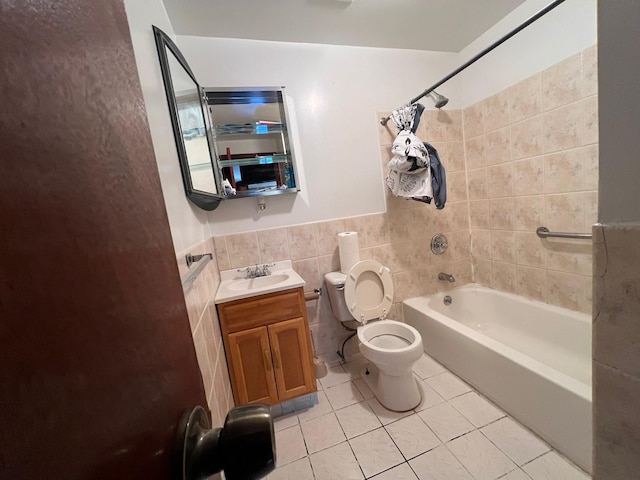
[176,36,460,235]
[597,1,640,223]
[124,0,212,253]
[457,0,597,106]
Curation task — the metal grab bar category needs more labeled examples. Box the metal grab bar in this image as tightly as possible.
[536,227,592,240]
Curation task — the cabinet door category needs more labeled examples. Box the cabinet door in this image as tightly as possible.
[268,317,316,401]
[227,326,278,405]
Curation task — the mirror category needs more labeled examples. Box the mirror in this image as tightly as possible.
[206,88,300,198]
[153,26,224,211]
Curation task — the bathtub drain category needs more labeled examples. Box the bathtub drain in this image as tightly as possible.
[443,295,452,305]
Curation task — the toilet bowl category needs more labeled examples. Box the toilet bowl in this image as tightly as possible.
[325,260,423,412]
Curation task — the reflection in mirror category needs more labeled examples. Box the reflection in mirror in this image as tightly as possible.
[206,88,300,198]
[153,26,223,211]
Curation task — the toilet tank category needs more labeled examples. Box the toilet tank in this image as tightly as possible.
[324,272,353,322]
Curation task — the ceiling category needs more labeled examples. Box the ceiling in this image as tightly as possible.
[162,0,527,53]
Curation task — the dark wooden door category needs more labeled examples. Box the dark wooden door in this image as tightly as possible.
[0,1,209,479]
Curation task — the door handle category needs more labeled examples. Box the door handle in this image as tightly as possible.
[175,405,275,480]
[262,350,272,371]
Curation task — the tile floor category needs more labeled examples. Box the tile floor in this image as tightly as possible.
[269,353,590,480]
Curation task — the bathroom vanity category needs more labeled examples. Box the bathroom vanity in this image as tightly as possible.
[215,263,316,406]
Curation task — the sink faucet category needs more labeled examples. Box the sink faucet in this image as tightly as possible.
[239,263,275,278]
[438,272,455,283]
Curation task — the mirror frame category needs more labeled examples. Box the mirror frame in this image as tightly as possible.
[153,26,224,211]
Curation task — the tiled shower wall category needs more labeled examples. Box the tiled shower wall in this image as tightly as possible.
[176,239,233,427]
[213,112,472,363]
[465,45,598,314]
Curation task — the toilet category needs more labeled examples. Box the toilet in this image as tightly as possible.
[324,260,423,412]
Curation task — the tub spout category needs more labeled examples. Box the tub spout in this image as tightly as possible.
[438,272,455,283]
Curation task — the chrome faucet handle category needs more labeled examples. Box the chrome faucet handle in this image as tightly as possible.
[261,263,275,276]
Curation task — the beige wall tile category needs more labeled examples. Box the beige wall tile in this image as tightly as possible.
[318,252,340,275]
[463,101,484,138]
[491,261,516,293]
[545,193,585,232]
[544,149,584,193]
[514,195,545,232]
[359,243,394,270]
[287,223,317,260]
[442,110,464,141]
[542,101,582,153]
[446,141,466,172]
[447,171,468,203]
[355,213,390,248]
[470,229,491,260]
[464,136,486,169]
[512,157,544,196]
[257,228,290,263]
[583,144,599,190]
[487,163,514,198]
[541,53,583,111]
[511,115,544,160]
[446,201,470,231]
[379,144,393,164]
[582,45,598,97]
[584,191,598,230]
[580,95,599,146]
[226,232,260,268]
[420,110,447,142]
[515,232,546,268]
[545,240,592,276]
[485,127,511,165]
[469,199,490,229]
[516,265,547,303]
[491,230,516,263]
[213,236,230,271]
[484,89,510,132]
[292,257,322,290]
[314,219,346,256]
[467,168,488,200]
[546,270,586,311]
[509,73,542,123]
[489,197,515,230]
[472,257,492,285]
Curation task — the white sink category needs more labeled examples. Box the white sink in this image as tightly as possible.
[214,261,305,304]
[227,273,291,291]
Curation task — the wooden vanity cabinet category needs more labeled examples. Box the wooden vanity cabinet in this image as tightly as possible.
[218,287,316,406]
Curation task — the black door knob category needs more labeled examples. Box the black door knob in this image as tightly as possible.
[175,404,275,480]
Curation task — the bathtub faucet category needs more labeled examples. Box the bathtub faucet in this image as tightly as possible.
[438,272,455,283]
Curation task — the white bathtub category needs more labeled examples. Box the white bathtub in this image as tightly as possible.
[404,284,592,473]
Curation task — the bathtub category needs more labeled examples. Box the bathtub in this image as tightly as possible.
[403,284,592,473]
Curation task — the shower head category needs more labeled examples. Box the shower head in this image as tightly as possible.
[428,90,449,109]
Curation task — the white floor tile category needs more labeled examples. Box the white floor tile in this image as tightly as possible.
[298,390,333,423]
[481,417,550,466]
[300,411,346,454]
[385,414,441,460]
[367,398,414,425]
[412,355,447,379]
[349,427,404,478]
[414,379,445,412]
[342,356,368,379]
[319,364,352,388]
[425,372,472,400]
[447,430,517,480]
[275,425,307,466]
[269,456,314,480]
[353,377,375,400]
[449,392,506,428]
[522,451,589,480]
[335,401,382,439]
[498,469,532,480]
[325,381,364,410]
[417,403,475,443]
[370,462,419,480]
[274,413,299,432]
[409,445,474,480]
[309,441,364,480]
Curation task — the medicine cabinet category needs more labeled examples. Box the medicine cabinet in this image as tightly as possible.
[153,26,300,210]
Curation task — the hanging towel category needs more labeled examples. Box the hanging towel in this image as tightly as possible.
[386,104,433,202]
[424,142,447,209]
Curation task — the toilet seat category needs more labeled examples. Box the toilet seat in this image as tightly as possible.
[344,260,393,323]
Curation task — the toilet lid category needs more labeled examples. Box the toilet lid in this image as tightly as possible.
[344,260,394,323]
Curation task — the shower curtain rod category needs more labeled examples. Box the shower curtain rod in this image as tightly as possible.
[380,0,567,125]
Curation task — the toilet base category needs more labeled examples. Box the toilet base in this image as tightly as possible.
[360,365,421,412]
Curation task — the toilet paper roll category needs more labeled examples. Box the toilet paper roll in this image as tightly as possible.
[338,231,360,274]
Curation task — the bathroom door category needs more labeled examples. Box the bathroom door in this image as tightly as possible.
[0,1,210,479]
